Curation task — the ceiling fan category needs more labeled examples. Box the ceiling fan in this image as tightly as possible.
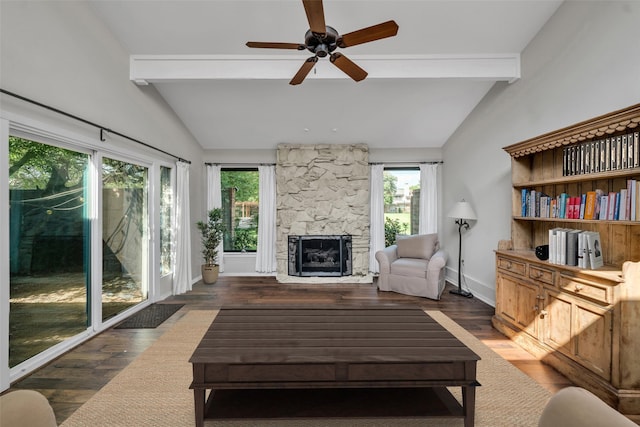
[246,0,398,85]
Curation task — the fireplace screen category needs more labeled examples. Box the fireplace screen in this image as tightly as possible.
[288,235,352,277]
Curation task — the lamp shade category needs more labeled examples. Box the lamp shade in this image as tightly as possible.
[448,200,477,220]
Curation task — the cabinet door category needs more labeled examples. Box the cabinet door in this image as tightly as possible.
[543,289,573,357]
[574,302,612,382]
[496,272,518,323]
[497,271,539,338]
[516,280,540,339]
[544,289,612,381]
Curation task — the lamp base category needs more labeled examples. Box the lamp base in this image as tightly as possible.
[450,288,474,298]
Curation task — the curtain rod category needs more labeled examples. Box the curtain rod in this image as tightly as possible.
[369,161,443,165]
[205,162,276,166]
[1,88,191,164]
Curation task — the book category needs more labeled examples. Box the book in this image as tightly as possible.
[616,136,623,170]
[521,189,528,217]
[571,196,581,219]
[622,135,628,169]
[584,191,596,220]
[620,188,628,221]
[566,229,582,266]
[607,192,617,220]
[605,138,612,171]
[599,195,609,220]
[559,193,568,219]
[578,194,587,219]
[633,131,639,168]
[586,231,604,269]
[548,228,558,264]
[629,179,637,222]
[577,232,589,268]
[628,133,635,169]
[558,229,568,265]
[636,179,640,222]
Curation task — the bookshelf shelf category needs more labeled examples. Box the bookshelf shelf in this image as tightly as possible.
[512,166,640,188]
[513,216,639,225]
[493,104,640,421]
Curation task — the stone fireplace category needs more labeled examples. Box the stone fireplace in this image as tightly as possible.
[276,144,371,283]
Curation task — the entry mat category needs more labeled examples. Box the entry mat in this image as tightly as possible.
[115,304,184,329]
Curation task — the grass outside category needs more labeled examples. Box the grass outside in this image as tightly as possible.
[385,212,411,230]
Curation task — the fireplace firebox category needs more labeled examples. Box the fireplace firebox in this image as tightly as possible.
[288,235,352,277]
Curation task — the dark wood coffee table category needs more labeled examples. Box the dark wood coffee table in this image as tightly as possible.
[189,306,480,427]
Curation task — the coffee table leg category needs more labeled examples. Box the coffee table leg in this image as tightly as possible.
[462,385,476,427]
[193,388,205,427]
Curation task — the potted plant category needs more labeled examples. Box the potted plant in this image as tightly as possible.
[196,208,225,284]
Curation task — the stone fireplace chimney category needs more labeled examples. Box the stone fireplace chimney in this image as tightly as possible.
[275,144,371,283]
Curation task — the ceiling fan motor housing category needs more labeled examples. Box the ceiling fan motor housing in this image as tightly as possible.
[305,26,339,57]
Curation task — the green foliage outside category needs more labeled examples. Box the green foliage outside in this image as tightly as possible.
[221,170,259,251]
[9,136,87,192]
[384,216,408,247]
[383,172,397,209]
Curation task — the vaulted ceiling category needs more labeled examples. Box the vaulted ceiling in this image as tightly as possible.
[89,0,563,150]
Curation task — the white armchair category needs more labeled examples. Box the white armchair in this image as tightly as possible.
[375,233,447,300]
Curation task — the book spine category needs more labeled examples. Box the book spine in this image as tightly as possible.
[633,131,639,168]
[584,191,596,220]
[608,192,617,220]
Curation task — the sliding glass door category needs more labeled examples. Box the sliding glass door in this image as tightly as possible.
[101,157,149,321]
[8,136,90,367]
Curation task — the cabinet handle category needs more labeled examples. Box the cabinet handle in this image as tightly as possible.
[506,261,512,269]
[575,284,584,292]
[540,310,548,318]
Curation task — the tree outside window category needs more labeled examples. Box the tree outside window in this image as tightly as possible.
[383,168,420,246]
[221,169,259,252]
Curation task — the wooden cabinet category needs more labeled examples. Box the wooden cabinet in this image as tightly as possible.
[493,104,640,422]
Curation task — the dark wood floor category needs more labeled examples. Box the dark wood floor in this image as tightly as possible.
[7,276,572,425]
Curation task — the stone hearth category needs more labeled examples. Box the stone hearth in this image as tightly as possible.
[275,144,371,283]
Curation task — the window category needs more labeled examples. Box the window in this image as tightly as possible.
[101,157,149,321]
[383,168,420,246]
[159,166,173,275]
[221,168,259,252]
[8,136,91,367]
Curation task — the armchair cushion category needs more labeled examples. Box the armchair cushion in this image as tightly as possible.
[396,233,438,260]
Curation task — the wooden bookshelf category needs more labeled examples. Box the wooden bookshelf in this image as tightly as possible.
[493,104,640,422]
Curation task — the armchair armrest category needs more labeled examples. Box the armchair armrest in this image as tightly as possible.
[375,245,399,273]
[427,249,447,272]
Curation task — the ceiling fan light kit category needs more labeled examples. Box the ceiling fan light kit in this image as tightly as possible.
[246,0,398,85]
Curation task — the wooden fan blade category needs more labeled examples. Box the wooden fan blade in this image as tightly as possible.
[338,20,399,48]
[246,41,305,50]
[302,0,326,35]
[330,53,367,82]
[290,56,318,85]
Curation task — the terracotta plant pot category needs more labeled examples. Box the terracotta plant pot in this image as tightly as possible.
[201,264,219,284]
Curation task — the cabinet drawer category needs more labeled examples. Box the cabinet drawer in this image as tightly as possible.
[497,257,526,276]
[529,265,554,285]
[559,275,611,305]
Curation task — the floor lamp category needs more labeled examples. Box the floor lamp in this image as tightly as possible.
[448,200,477,298]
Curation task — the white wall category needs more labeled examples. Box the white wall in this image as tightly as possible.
[442,1,640,306]
[0,1,206,292]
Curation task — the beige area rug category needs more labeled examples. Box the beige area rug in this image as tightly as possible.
[60,309,551,427]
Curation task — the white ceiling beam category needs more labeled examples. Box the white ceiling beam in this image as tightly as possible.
[130,54,520,85]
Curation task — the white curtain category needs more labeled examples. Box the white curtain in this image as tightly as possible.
[173,161,192,295]
[256,165,277,273]
[206,164,224,272]
[419,163,439,234]
[369,164,385,274]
